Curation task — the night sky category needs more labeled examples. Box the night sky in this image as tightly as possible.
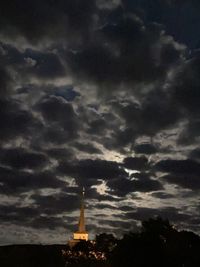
[0,0,200,245]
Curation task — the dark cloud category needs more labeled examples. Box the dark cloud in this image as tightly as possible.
[0,42,25,66]
[0,43,65,80]
[0,0,200,243]
[0,148,48,170]
[57,159,127,187]
[87,118,108,136]
[151,191,174,199]
[39,126,75,145]
[189,148,200,160]
[31,193,79,215]
[73,142,102,154]
[16,84,80,102]
[155,159,200,175]
[119,206,135,212]
[103,127,135,151]
[23,49,65,79]
[124,206,191,223]
[122,0,200,49]
[0,0,96,43]
[0,99,41,143]
[44,148,74,161]
[178,120,200,145]
[60,159,126,181]
[29,216,67,230]
[34,96,79,144]
[123,156,149,171]
[0,203,70,230]
[98,218,132,230]
[160,55,200,146]
[0,205,39,225]
[136,89,182,133]
[0,167,66,195]
[106,177,135,197]
[107,91,183,150]
[53,86,80,101]
[106,172,162,197]
[35,96,77,128]
[131,172,163,192]
[94,203,118,210]
[0,66,12,97]
[162,174,200,190]
[155,159,200,190]
[134,143,158,154]
[74,104,112,139]
[172,56,200,115]
[67,12,185,86]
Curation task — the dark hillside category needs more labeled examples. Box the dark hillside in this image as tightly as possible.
[0,244,65,267]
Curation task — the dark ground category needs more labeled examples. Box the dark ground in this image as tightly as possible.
[0,244,66,267]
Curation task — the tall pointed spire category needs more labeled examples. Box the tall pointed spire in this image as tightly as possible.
[78,187,86,232]
[72,187,89,242]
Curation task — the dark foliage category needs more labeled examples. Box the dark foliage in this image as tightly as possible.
[95,233,117,255]
[110,217,200,267]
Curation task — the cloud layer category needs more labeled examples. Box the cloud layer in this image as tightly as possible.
[0,0,199,244]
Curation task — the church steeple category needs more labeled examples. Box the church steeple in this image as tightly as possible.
[78,187,86,232]
[72,187,89,242]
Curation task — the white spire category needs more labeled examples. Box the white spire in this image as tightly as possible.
[72,187,89,241]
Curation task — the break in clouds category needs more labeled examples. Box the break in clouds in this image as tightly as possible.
[0,0,200,244]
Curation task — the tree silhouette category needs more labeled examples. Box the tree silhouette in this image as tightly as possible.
[110,217,200,267]
[95,233,117,255]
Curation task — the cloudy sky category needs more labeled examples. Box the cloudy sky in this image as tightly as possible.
[0,0,200,245]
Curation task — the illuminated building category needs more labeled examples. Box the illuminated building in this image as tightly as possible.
[68,188,89,247]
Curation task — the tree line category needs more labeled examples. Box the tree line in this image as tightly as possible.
[65,217,200,267]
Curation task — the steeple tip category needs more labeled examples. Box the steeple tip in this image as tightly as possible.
[82,187,85,196]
